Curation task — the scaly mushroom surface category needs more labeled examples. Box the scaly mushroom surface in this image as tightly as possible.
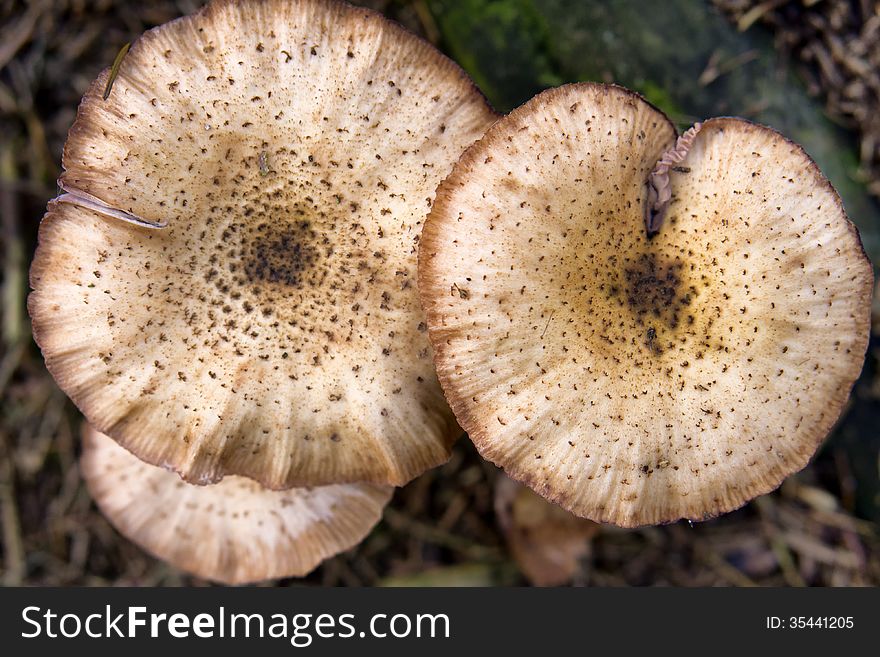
[30,0,496,488]
[419,83,872,527]
[81,425,392,584]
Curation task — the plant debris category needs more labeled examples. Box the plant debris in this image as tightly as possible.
[715,0,880,197]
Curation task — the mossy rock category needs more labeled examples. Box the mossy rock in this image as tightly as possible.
[429,0,879,263]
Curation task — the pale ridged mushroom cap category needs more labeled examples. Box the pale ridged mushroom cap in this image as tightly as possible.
[29,0,496,488]
[81,425,392,584]
[419,83,873,527]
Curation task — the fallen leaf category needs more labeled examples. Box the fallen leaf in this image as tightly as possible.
[495,474,600,586]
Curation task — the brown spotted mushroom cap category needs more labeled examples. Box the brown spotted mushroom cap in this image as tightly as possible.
[419,82,873,527]
[29,0,497,488]
[81,424,392,584]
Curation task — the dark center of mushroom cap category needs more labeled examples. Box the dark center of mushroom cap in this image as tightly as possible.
[166,137,410,363]
[567,228,720,366]
[242,218,319,287]
[622,252,690,350]
[203,198,345,311]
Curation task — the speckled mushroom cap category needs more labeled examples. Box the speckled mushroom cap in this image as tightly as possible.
[81,425,392,584]
[29,0,496,488]
[419,83,873,527]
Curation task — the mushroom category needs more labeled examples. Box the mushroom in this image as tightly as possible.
[419,82,873,527]
[495,473,599,586]
[29,0,496,488]
[80,424,392,584]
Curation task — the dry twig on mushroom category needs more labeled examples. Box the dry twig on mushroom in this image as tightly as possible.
[29,0,497,489]
[419,82,873,527]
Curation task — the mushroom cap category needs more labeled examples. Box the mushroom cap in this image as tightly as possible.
[419,83,873,527]
[29,0,496,487]
[80,424,392,584]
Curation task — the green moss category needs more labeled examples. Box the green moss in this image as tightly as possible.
[426,0,563,111]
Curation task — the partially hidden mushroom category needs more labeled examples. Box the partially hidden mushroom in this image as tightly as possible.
[29,0,497,488]
[81,424,391,584]
[419,82,873,527]
[495,473,599,586]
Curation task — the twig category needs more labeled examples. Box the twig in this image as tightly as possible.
[383,507,500,560]
[412,0,441,45]
[0,1,45,70]
[782,531,860,569]
[736,0,787,32]
[698,49,759,86]
[103,42,131,100]
[0,344,24,399]
[694,542,759,587]
[540,310,555,338]
[754,497,807,586]
[0,146,25,347]
[0,432,25,585]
